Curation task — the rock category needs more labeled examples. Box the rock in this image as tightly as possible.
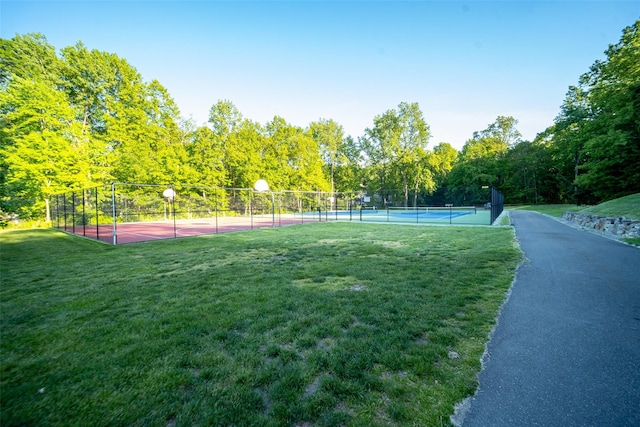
[562,212,640,239]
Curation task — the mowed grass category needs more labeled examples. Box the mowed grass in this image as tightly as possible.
[509,193,640,220]
[1,223,521,426]
[579,193,640,220]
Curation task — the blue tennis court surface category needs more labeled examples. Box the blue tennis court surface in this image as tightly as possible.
[292,207,490,225]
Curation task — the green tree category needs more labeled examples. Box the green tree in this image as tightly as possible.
[0,33,60,86]
[226,119,268,189]
[0,77,85,220]
[361,102,432,207]
[308,118,344,194]
[448,116,521,204]
[203,100,245,187]
[264,116,329,192]
[430,142,458,187]
[1,33,65,219]
[186,125,226,188]
[59,48,188,186]
[543,21,640,203]
[333,135,364,194]
[105,75,178,184]
[144,80,192,185]
[574,20,640,200]
[502,140,556,204]
[209,99,243,140]
[544,84,595,203]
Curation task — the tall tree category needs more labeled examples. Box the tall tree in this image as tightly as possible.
[186,125,226,188]
[308,118,344,194]
[361,102,432,207]
[264,116,329,192]
[0,77,85,220]
[0,33,60,87]
[143,79,192,185]
[0,34,102,220]
[227,119,267,189]
[209,99,243,140]
[430,142,457,187]
[333,135,363,194]
[204,100,245,187]
[548,85,592,202]
[448,116,521,203]
[573,20,640,200]
[542,21,640,203]
[502,140,555,204]
[1,33,65,218]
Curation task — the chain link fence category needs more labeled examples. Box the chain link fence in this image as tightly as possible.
[51,183,500,244]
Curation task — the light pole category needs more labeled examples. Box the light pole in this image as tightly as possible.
[254,179,275,227]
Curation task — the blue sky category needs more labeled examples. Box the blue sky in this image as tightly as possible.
[2,1,638,149]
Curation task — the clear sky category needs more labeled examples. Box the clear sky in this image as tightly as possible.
[1,1,638,149]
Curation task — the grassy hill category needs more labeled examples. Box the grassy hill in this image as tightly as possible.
[510,193,640,246]
[578,193,640,221]
[510,193,640,220]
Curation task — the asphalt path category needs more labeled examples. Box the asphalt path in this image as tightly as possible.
[457,211,640,426]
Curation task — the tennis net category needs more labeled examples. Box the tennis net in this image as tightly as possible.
[386,206,477,215]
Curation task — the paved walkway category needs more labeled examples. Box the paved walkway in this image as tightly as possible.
[456,211,640,426]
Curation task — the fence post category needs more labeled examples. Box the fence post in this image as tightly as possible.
[72,192,77,234]
[324,197,328,222]
[55,195,60,229]
[63,194,67,231]
[271,191,275,227]
[215,188,219,234]
[171,186,177,238]
[111,182,117,245]
[95,187,100,242]
[82,189,86,237]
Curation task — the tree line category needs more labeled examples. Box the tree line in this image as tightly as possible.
[1,21,638,222]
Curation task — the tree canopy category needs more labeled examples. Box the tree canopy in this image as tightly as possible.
[444,20,639,205]
[1,22,639,222]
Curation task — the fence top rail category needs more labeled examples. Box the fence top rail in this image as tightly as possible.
[112,182,171,188]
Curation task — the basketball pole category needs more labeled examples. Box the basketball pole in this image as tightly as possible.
[254,179,275,228]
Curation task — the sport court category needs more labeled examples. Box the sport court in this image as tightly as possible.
[51,184,500,244]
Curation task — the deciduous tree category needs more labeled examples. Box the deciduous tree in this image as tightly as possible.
[361,102,432,207]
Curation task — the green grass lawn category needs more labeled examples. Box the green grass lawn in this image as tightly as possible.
[1,223,521,426]
[509,193,640,220]
[579,193,640,220]
[586,194,640,246]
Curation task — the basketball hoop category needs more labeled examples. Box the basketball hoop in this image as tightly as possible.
[254,179,269,193]
[254,179,274,227]
[163,188,175,221]
[163,188,176,200]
